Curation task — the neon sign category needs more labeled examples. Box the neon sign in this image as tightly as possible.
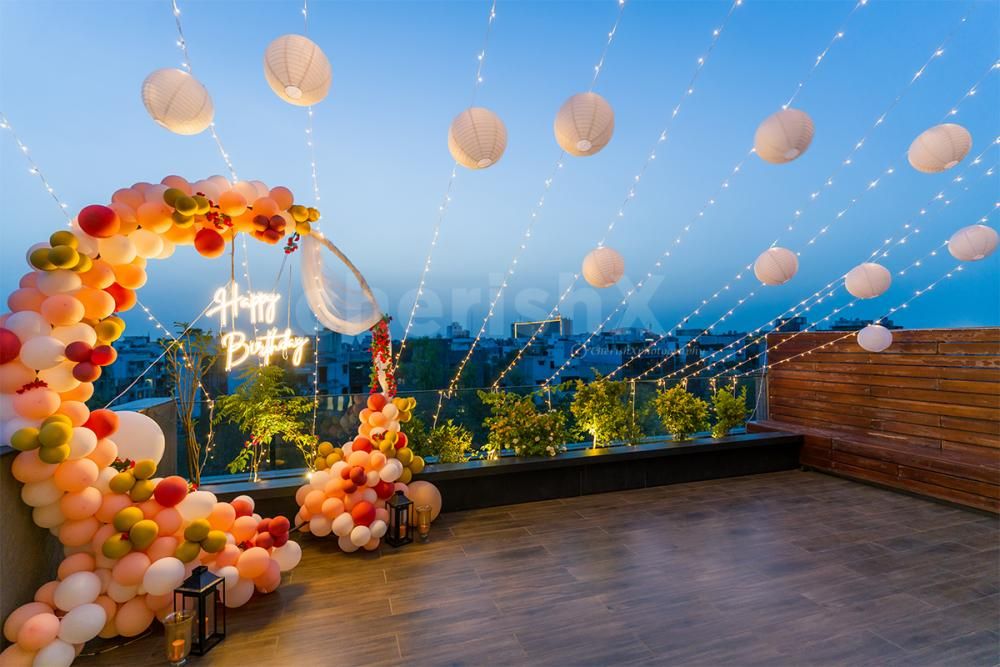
[207,284,310,371]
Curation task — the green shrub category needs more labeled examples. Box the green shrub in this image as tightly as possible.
[654,384,710,442]
[711,386,749,438]
[422,419,472,463]
[567,372,642,447]
[478,390,571,458]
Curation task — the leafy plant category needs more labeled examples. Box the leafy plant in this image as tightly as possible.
[711,386,749,438]
[421,419,473,464]
[566,372,642,448]
[402,413,431,458]
[654,383,710,442]
[478,390,571,458]
[214,365,316,480]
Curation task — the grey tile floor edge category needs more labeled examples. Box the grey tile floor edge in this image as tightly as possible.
[76,471,999,666]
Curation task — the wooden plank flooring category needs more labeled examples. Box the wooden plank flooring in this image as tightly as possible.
[78,471,999,666]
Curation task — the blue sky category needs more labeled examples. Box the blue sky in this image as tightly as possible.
[1,0,997,340]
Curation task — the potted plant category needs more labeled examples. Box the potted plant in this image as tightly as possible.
[711,386,749,438]
[654,383,710,442]
[421,420,473,463]
[478,390,570,459]
[566,372,642,448]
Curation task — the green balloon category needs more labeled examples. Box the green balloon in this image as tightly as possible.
[183,518,211,543]
[174,196,198,216]
[29,248,55,271]
[49,230,79,249]
[174,540,201,563]
[113,506,144,532]
[163,188,186,207]
[48,245,80,269]
[171,211,194,227]
[201,530,227,554]
[38,421,72,448]
[103,534,133,560]
[38,444,70,464]
[129,519,159,551]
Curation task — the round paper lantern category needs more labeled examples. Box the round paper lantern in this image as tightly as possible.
[263,34,333,106]
[948,224,998,261]
[448,107,507,169]
[754,109,814,164]
[754,247,799,286]
[858,324,893,352]
[582,247,624,288]
[907,123,972,174]
[141,68,215,136]
[844,262,891,299]
[554,92,615,157]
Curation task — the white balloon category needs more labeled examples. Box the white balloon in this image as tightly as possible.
[309,471,331,490]
[67,427,98,460]
[155,238,176,260]
[337,535,360,553]
[106,581,138,603]
[142,557,186,596]
[2,416,39,448]
[309,515,332,537]
[582,247,625,288]
[844,263,891,299]
[97,235,137,265]
[754,108,814,164]
[33,501,66,529]
[113,411,165,464]
[754,247,799,286]
[224,577,254,608]
[369,519,387,539]
[331,512,354,537]
[16,336,66,371]
[948,224,998,261]
[130,229,164,259]
[4,310,51,342]
[54,571,101,611]
[349,525,371,547]
[33,639,76,667]
[214,565,241,594]
[177,490,218,522]
[51,323,98,347]
[379,458,403,483]
[22,478,62,508]
[271,541,302,572]
[58,602,107,644]
[857,324,893,353]
[38,361,80,393]
[95,466,117,494]
[36,270,82,296]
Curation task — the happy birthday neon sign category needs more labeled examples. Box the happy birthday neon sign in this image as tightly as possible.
[207,284,310,371]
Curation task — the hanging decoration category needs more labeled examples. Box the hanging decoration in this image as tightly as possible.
[844,262,892,299]
[554,92,615,156]
[141,68,215,136]
[753,247,799,285]
[300,232,383,336]
[582,247,625,288]
[753,108,815,164]
[368,315,397,397]
[447,107,507,169]
[907,123,972,173]
[263,34,333,106]
[947,223,998,261]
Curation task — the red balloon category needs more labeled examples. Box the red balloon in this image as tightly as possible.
[232,498,254,518]
[84,409,119,439]
[0,328,21,364]
[366,394,387,412]
[78,204,120,238]
[254,532,274,550]
[272,532,289,547]
[72,361,102,382]
[339,466,352,480]
[269,516,290,536]
[351,501,376,527]
[349,466,366,486]
[352,437,372,453]
[374,480,394,500]
[257,518,272,534]
[194,229,226,258]
[342,481,357,495]
[395,432,408,449]
[90,345,117,366]
[153,476,188,508]
[104,282,136,313]
[65,341,93,363]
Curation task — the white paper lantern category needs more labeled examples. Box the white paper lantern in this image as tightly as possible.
[947,224,998,261]
[582,247,625,288]
[907,123,971,174]
[263,34,332,106]
[858,324,893,353]
[754,109,814,164]
[554,92,615,157]
[448,107,507,169]
[845,262,891,299]
[753,247,799,285]
[141,69,214,135]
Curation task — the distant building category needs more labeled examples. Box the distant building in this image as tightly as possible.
[772,316,807,332]
[446,322,469,338]
[511,316,572,339]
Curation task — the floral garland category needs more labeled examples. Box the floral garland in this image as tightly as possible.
[369,315,397,396]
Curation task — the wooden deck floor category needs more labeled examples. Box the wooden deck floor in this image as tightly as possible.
[79,471,999,666]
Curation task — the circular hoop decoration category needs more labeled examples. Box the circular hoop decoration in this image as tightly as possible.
[844,262,891,299]
[753,247,799,286]
[263,34,333,106]
[947,224,998,261]
[907,123,972,174]
[857,324,893,352]
[448,107,507,170]
[554,92,615,157]
[582,247,625,288]
[141,69,214,136]
[754,109,814,164]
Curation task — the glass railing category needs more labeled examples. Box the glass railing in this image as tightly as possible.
[170,373,766,483]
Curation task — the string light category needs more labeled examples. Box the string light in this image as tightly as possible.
[0,112,73,226]
[539,0,868,388]
[396,0,499,365]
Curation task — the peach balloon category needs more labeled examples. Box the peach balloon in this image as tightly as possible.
[112,263,147,290]
[321,497,344,519]
[115,597,154,637]
[60,382,95,403]
[155,507,183,536]
[15,612,59,651]
[8,287,45,312]
[368,412,386,428]
[60,487,102,521]
[13,386,60,419]
[41,294,84,326]
[59,517,100,547]
[0,643,36,667]
[294,484,310,507]
[304,489,325,514]
[231,515,258,543]
[57,401,90,427]
[11,450,58,484]
[19,272,38,288]
[112,187,144,209]
[269,186,294,210]
[218,191,247,217]
[110,202,140,235]
[80,261,115,290]
[251,197,279,218]
[137,498,164,519]
[136,202,174,233]
[0,360,35,393]
[3,602,53,644]
[112,553,151,587]
[236,547,270,579]
[163,223,196,245]
[146,536,178,562]
[38,360,80,393]
[144,593,172,612]
[53,458,99,492]
[161,175,192,194]
[207,503,236,532]
[87,438,118,469]
[369,451,387,469]
[95,493,133,524]
[253,558,281,593]
[214,544,241,569]
[76,287,115,320]
[57,553,96,580]
[34,582,58,608]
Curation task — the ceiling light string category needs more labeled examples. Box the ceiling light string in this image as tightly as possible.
[590,0,628,91]
[895,199,997,278]
[0,113,73,226]
[492,0,749,389]
[395,0,499,366]
[611,54,993,381]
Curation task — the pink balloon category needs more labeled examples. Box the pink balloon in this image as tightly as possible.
[147,536,179,563]
[3,602,53,644]
[16,612,59,651]
[155,507,183,536]
[253,558,281,593]
[112,552,151,587]
[214,544,241,569]
[57,553,96,580]
[236,547,270,580]
[231,515,258,543]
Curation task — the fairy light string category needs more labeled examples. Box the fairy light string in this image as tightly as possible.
[0,112,73,226]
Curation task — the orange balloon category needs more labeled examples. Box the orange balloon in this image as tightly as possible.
[218,191,247,217]
[8,288,45,312]
[56,400,90,427]
[61,382,94,403]
[79,260,116,290]
[112,188,145,210]
[60,487,102,521]
[194,229,226,258]
[207,503,236,532]
[54,458,99,492]
[0,360,35,393]
[321,497,344,519]
[59,516,100,547]
[34,582,59,608]
[137,498,164,519]
[19,272,38,288]
[86,438,118,469]
[104,283,136,313]
[144,592,172,612]
[251,197,279,218]
[15,612,59,650]
[112,552,150,586]
[236,547,270,579]
[163,223,196,245]
[116,597,154,637]
[11,450,58,484]
[136,202,174,233]
[254,558,281,593]
[231,515,258,543]
[111,263,147,290]
[95,492,133,524]
[41,294,84,326]
[75,286,115,320]
[57,552,96,579]
[13,386,59,419]
[304,489,325,514]
[110,202,139,235]
[161,175,192,194]
[214,544,240,569]
[146,536,178,562]
[269,187,294,210]
[155,507,183,536]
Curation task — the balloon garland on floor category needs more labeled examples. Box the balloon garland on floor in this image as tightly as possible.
[0,176,321,666]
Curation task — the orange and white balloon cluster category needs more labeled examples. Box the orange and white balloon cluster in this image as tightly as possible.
[1,176,310,666]
[295,393,441,552]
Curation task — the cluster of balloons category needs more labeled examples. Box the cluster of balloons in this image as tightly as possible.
[1,176,312,666]
[296,393,440,552]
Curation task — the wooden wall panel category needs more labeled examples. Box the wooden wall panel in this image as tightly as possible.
[751,328,1000,513]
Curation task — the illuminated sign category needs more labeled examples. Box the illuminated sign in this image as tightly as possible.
[207,284,310,371]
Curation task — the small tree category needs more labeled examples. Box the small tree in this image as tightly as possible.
[214,365,316,481]
[478,390,571,458]
[422,420,473,463]
[567,372,641,448]
[711,386,749,438]
[162,323,219,485]
[654,383,710,442]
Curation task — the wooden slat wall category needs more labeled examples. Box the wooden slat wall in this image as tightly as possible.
[752,328,1000,512]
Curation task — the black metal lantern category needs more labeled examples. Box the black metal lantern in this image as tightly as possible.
[173,565,226,656]
[385,490,413,547]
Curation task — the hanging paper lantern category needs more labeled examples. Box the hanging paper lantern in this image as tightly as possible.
[858,324,893,352]
[141,69,214,136]
[947,224,998,261]
[448,107,507,170]
[582,247,625,288]
[754,109,814,164]
[753,247,798,285]
[907,123,972,174]
[263,34,333,106]
[845,262,891,299]
[554,92,615,157]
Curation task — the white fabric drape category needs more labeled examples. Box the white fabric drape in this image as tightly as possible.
[300,232,382,336]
